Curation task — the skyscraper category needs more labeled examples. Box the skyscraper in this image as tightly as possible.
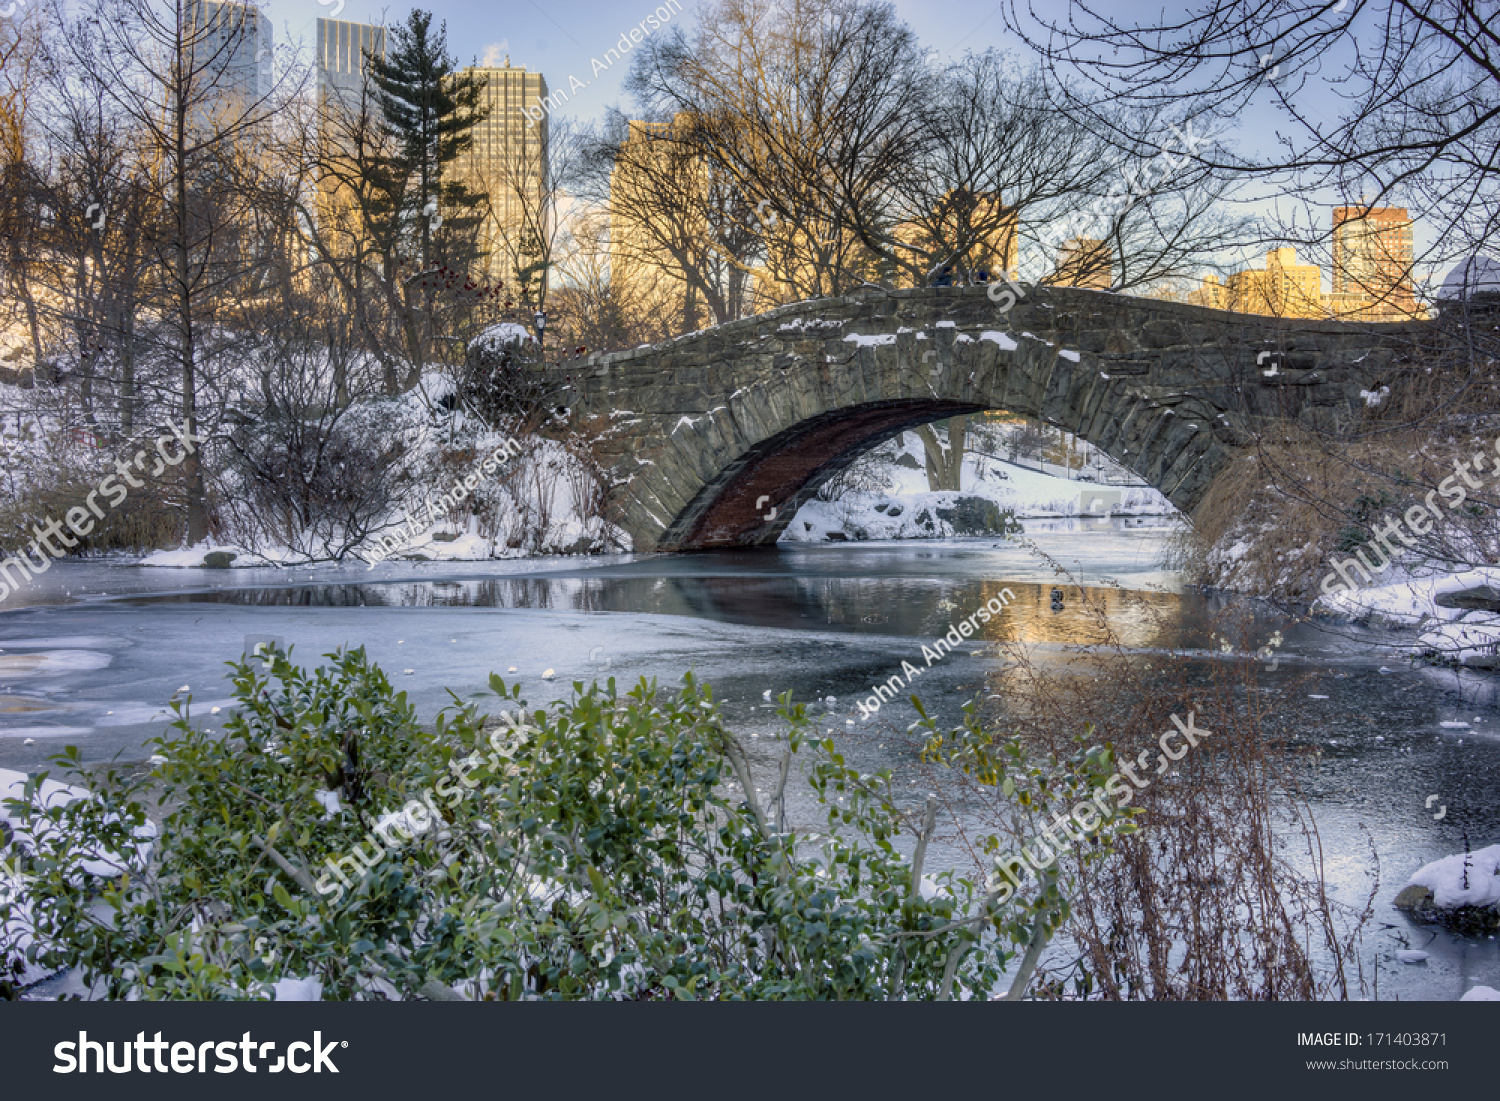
[609,115,708,328]
[1331,205,1420,321]
[452,61,550,287]
[186,1,272,109]
[316,17,387,123]
[314,18,386,250]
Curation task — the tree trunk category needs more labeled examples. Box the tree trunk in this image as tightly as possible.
[915,416,967,491]
[173,100,209,546]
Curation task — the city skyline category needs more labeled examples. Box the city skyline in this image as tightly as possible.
[102,4,1467,319]
[1187,207,1426,322]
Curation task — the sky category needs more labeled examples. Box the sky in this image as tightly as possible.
[255,0,1043,127]
[243,0,1451,291]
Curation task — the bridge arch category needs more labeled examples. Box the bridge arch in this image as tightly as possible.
[566,286,1414,551]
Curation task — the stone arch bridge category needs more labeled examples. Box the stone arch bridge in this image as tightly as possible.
[557,286,1426,552]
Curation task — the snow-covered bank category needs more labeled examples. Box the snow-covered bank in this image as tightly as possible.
[1313,567,1500,667]
[782,430,1174,543]
[135,427,629,571]
[2,325,627,570]
[1396,843,1500,934]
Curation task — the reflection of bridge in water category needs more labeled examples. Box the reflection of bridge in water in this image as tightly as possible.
[156,569,1191,653]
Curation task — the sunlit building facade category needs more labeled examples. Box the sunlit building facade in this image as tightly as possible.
[893,191,1018,287]
[609,116,714,329]
[313,18,387,251]
[1226,247,1325,318]
[452,62,550,288]
[1049,237,1113,289]
[1330,205,1423,321]
[187,0,271,105]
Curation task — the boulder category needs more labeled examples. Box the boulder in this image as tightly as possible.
[203,550,237,569]
[1393,884,1434,910]
[1435,585,1500,612]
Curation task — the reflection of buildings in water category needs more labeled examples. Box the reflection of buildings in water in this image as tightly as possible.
[972,584,1185,726]
[971,582,1181,649]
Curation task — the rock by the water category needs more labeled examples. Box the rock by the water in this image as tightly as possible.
[1393,884,1434,910]
[1434,585,1500,611]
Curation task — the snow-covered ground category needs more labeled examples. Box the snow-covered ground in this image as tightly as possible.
[782,430,1175,543]
[1313,566,1500,666]
[137,432,626,570]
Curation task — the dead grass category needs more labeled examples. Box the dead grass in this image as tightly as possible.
[1191,416,1500,600]
[911,541,1373,999]
[1187,302,1500,599]
[0,463,183,556]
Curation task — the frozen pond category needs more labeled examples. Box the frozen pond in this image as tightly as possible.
[2,514,1497,1000]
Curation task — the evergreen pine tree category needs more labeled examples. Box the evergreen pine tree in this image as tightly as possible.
[365,10,489,378]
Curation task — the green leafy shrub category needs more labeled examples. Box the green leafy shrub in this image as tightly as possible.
[2,647,1129,1000]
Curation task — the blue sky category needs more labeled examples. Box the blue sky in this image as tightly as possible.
[257,0,1034,125]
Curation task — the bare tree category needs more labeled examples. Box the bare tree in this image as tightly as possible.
[580,108,758,332]
[1003,0,1499,297]
[611,2,1254,486]
[621,0,926,304]
[550,207,675,351]
[54,0,301,543]
[0,8,49,371]
[27,17,162,436]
